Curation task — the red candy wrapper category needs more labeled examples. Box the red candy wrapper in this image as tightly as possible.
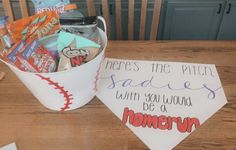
[6,41,32,72]
[17,40,57,73]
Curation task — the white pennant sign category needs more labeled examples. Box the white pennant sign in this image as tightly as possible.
[97,58,227,150]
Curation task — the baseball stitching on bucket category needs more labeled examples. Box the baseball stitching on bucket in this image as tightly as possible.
[35,74,73,111]
[93,55,104,92]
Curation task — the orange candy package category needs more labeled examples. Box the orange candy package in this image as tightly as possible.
[7,11,60,43]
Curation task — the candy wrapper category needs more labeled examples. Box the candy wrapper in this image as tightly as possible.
[16,40,57,73]
[2,39,57,73]
[57,31,100,71]
[4,41,36,72]
[32,0,78,14]
[7,11,60,43]
[60,16,103,46]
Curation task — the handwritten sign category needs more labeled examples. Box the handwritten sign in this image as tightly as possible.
[97,58,227,150]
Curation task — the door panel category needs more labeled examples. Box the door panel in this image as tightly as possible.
[163,0,225,40]
[218,0,236,40]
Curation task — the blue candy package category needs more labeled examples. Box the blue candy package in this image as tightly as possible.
[32,0,74,14]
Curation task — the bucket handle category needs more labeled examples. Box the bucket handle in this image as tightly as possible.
[97,16,107,34]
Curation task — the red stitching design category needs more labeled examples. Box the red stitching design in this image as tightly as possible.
[36,74,73,111]
[93,56,104,92]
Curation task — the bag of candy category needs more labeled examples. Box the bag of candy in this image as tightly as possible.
[60,16,105,46]
[33,0,70,14]
[16,40,58,73]
[6,41,34,72]
[57,31,100,71]
[32,0,84,18]
[7,11,60,43]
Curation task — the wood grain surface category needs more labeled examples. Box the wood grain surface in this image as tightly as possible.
[150,0,162,40]
[0,41,235,150]
[115,0,122,40]
[101,0,111,39]
[86,0,96,16]
[2,0,14,22]
[128,0,135,40]
[19,0,29,18]
[139,0,148,40]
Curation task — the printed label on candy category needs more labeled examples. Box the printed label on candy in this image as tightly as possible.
[7,41,25,63]
[21,40,39,59]
[32,0,70,14]
[16,40,57,73]
[36,5,65,14]
[62,47,89,59]
[61,46,88,67]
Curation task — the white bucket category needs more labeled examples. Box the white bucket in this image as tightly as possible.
[0,17,107,111]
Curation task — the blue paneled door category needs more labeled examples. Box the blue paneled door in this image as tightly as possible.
[218,0,236,40]
[162,0,226,40]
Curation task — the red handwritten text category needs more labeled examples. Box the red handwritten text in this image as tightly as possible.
[122,107,200,133]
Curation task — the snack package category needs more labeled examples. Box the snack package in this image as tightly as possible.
[7,11,60,43]
[17,40,58,73]
[57,32,100,71]
[60,16,102,45]
[6,41,25,63]
[6,41,33,71]
[58,41,87,71]
[38,34,59,59]
[32,0,79,14]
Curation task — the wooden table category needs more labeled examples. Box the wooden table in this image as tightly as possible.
[0,41,235,150]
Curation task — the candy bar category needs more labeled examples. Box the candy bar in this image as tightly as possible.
[6,41,31,71]
[17,40,57,73]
